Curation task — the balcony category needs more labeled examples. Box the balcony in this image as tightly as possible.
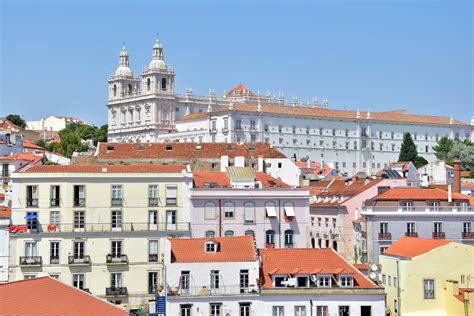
[149,254,159,262]
[19,256,42,266]
[148,198,158,206]
[50,256,60,264]
[462,232,474,239]
[50,198,60,207]
[432,232,446,239]
[106,254,128,265]
[168,285,259,297]
[405,232,418,237]
[26,199,38,207]
[209,128,217,133]
[111,198,122,206]
[73,198,86,207]
[362,206,473,214]
[378,232,392,240]
[68,255,91,265]
[106,287,128,297]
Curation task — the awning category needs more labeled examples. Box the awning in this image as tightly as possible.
[266,205,277,217]
[24,214,37,220]
[284,205,295,217]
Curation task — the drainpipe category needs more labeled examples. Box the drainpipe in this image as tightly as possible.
[310,300,313,316]
[278,200,282,248]
[397,260,401,315]
[218,199,222,237]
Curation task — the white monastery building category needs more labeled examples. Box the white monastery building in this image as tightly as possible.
[107,37,474,176]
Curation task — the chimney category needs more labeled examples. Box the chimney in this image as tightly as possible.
[453,160,461,193]
[220,156,229,172]
[257,156,264,172]
[307,159,311,169]
[446,280,459,296]
[377,186,391,195]
[321,160,325,170]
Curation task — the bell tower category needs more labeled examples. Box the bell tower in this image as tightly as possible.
[141,37,175,95]
[108,45,140,101]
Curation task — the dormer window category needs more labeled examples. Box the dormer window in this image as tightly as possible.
[205,241,218,253]
[339,275,354,287]
[318,275,331,287]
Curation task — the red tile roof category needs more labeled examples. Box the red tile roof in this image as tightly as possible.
[0,206,11,218]
[96,142,286,160]
[259,248,378,289]
[374,187,471,201]
[193,171,290,188]
[23,139,45,150]
[21,164,186,174]
[0,120,21,130]
[294,161,334,176]
[383,237,451,259]
[179,102,466,126]
[0,152,43,164]
[170,235,256,263]
[226,83,256,98]
[178,112,208,121]
[0,277,128,316]
[455,288,474,302]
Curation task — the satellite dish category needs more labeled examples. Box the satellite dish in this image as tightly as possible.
[369,272,377,280]
[311,274,318,283]
[369,263,379,272]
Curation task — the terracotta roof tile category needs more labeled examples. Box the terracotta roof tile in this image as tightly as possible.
[23,139,45,150]
[0,277,128,316]
[193,171,289,188]
[455,288,474,302]
[97,142,286,160]
[383,236,451,259]
[21,164,186,174]
[178,112,208,121]
[170,236,256,263]
[294,161,334,176]
[259,248,378,289]
[226,83,256,98]
[0,206,11,218]
[374,187,471,202]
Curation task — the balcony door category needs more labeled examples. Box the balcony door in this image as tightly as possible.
[74,241,85,259]
[149,211,158,230]
[166,210,176,230]
[111,272,123,288]
[25,242,37,257]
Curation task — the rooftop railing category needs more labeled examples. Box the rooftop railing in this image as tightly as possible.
[362,206,473,214]
[167,285,259,297]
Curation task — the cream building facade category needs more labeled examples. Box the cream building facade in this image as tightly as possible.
[106,38,473,176]
[8,164,192,309]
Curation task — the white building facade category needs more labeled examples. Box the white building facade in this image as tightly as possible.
[106,39,473,176]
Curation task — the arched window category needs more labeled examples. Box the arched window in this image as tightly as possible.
[161,78,167,91]
[205,231,215,238]
[245,230,255,237]
[223,202,235,219]
[243,201,255,223]
[204,201,216,220]
[146,78,151,91]
[266,230,275,246]
[224,230,234,237]
[284,230,294,248]
[128,84,132,95]
[113,84,117,97]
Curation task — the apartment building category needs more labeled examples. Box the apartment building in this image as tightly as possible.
[362,187,474,263]
[191,167,311,249]
[380,237,474,315]
[0,206,10,282]
[8,164,192,308]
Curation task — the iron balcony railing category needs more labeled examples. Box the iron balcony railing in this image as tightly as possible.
[111,198,123,206]
[50,198,60,207]
[432,232,446,239]
[106,287,128,296]
[462,232,474,239]
[8,221,191,234]
[378,232,392,240]
[405,232,418,237]
[167,285,259,297]
[106,254,128,264]
[362,206,473,213]
[26,198,38,207]
[68,255,91,265]
[149,254,159,262]
[73,198,86,207]
[19,256,42,266]
[148,198,159,206]
[50,256,60,264]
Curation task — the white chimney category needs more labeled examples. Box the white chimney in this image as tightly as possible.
[448,184,452,203]
[235,156,245,168]
[328,160,335,169]
[257,157,264,172]
[307,159,311,168]
[220,156,229,172]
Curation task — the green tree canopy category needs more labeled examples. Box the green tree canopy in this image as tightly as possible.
[398,132,418,163]
[433,136,454,161]
[6,114,27,129]
[414,156,429,169]
[447,142,474,171]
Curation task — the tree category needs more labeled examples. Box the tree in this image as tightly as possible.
[447,142,474,171]
[36,139,46,148]
[6,114,27,129]
[398,133,418,163]
[414,156,428,169]
[433,136,454,161]
[94,124,108,144]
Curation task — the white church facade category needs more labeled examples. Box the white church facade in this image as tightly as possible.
[107,38,473,176]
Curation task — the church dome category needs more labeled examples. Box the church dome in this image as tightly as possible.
[115,66,132,77]
[148,59,166,70]
[115,45,133,77]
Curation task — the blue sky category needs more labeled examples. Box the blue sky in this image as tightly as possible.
[1,0,472,126]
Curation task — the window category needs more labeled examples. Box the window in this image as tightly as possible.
[73,185,85,207]
[273,306,284,316]
[460,202,469,211]
[26,185,38,207]
[50,211,60,226]
[274,276,287,287]
[73,241,85,259]
[250,134,256,142]
[180,271,190,292]
[111,272,122,288]
[235,120,242,130]
[434,222,443,233]
[74,211,85,231]
[243,201,255,223]
[265,201,277,218]
[240,269,249,293]
[113,84,117,96]
[339,306,350,316]
[380,222,389,234]
[224,230,234,237]
[166,186,177,206]
[73,274,85,290]
[318,275,331,287]
[284,230,294,248]
[210,270,220,289]
[406,222,416,235]
[423,279,435,299]
[402,201,414,211]
[295,306,306,316]
[205,201,216,219]
[148,271,158,294]
[316,306,329,316]
[149,211,158,230]
[49,274,60,280]
[149,240,158,262]
[266,230,275,246]
[166,210,176,230]
[463,222,472,233]
[297,276,309,287]
[146,78,151,91]
[240,303,251,316]
[148,185,158,206]
[430,201,441,211]
[161,78,167,91]
[223,118,229,131]
[111,240,122,258]
[180,304,192,316]
[250,120,256,130]
[210,303,222,316]
[25,241,37,257]
[205,230,215,238]
[111,185,122,206]
[50,186,60,207]
[50,242,60,264]
[26,212,38,231]
[223,202,235,219]
[245,230,254,237]
[111,211,122,230]
[388,276,392,286]
[340,275,353,287]
[381,274,386,284]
